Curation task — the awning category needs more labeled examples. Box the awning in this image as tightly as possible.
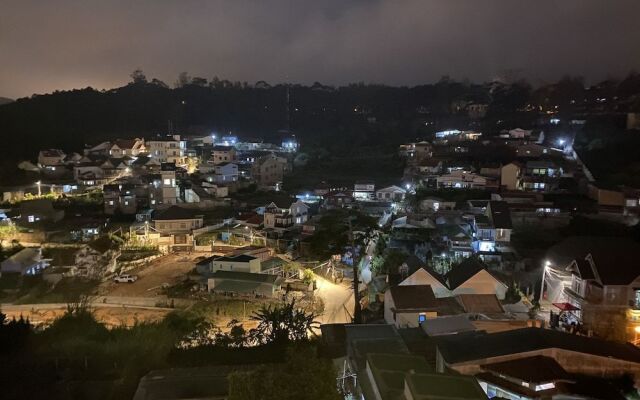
[552,302,580,311]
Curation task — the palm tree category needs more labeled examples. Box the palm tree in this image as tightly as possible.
[249,300,319,345]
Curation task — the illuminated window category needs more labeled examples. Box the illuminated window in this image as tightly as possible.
[535,383,555,391]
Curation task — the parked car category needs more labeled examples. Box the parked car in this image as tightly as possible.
[113,274,138,283]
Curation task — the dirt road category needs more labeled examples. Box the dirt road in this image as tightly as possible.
[100,253,204,297]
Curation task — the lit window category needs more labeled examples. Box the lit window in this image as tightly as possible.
[28,215,35,223]
[109,200,114,205]
[163,179,171,185]
[535,383,555,391]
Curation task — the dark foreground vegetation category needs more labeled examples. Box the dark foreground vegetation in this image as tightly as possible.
[0,300,337,400]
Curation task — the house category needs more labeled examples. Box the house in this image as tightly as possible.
[437,170,490,190]
[500,162,521,191]
[417,158,443,176]
[84,141,112,157]
[131,155,161,172]
[1,247,46,275]
[399,257,507,300]
[153,206,203,234]
[353,181,375,200]
[404,372,487,400]
[109,138,146,157]
[205,270,282,298]
[512,143,548,158]
[104,183,138,215]
[476,355,626,400]
[155,163,179,205]
[323,191,354,208]
[75,236,120,277]
[19,199,64,223]
[262,202,305,230]
[263,202,293,229]
[363,353,433,400]
[434,327,640,385]
[444,257,507,299]
[383,284,461,328]
[419,197,455,212]
[398,141,432,160]
[196,254,262,274]
[544,236,640,342]
[420,314,477,337]
[289,200,309,225]
[520,160,561,192]
[473,201,512,253]
[508,128,532,138]
[251,155,287,187]
[38,149,66,167]
[375,185,407,202]
[146,135,186,165]
[211,145,236,165]
[210,162,238,183]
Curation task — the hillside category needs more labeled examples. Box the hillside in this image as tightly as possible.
[0,97,13,105]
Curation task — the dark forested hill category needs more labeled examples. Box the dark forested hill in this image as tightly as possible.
[1,72,640,185]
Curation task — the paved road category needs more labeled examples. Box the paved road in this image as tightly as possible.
[315,275,354,324]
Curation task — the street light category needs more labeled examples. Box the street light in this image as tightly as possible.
[539,260,551,303]
[35,181,41,197]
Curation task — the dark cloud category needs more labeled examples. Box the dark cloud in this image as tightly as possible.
[1,0,640,98]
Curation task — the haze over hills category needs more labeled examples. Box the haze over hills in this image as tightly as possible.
[0,97,13,105]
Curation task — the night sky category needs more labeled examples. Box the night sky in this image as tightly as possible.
[2,0,640,99]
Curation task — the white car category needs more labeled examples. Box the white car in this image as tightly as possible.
[113,274,138,283]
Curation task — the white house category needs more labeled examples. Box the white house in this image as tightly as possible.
[289,200,309,225]
[375,185,407,202]
[147,135,186,165]
[196,254,262,274]
[399,257,507,300]
[437,170,488,189]
[0,247,47,275]
[353,181,375,200]
[212,162,238,183]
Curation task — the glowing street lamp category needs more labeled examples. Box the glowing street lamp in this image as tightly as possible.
[539,260,551,303]
[35,181,41,197]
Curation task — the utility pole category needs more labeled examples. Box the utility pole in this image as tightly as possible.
[348,217,362,324]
